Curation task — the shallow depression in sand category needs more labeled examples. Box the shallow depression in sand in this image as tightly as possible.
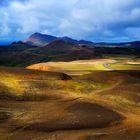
[21,101,124,132]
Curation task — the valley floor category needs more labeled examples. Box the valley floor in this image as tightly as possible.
[0,59,140,140]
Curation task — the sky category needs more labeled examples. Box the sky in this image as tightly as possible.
[0,0,140,43]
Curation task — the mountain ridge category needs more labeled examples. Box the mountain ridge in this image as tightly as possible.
[24,32,94,46]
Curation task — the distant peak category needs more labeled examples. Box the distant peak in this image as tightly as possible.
[31,32,42,36]
[62,36,71,39]
[34,32,40,34]
[31,32,55,37]
[32,32,41,35]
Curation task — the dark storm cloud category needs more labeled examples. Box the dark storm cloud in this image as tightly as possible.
[0,0,140,42]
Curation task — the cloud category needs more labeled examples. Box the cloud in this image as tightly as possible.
[0,0,140,42]
[0,9,11,36]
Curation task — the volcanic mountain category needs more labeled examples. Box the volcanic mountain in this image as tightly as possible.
[24,33,57,46]
[24,33,94,47]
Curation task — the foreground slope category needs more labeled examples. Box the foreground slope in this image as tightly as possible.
[0,66,140,140]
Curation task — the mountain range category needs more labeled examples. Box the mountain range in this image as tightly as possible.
[24,33,94,46]
[23,32,140,48]
[0,33,139,67]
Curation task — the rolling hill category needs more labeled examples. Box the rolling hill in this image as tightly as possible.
[0,66,139,140]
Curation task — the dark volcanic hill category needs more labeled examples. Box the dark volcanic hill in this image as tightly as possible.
[38,39,81,54]
[0,39,95,66]
[30,39,95,61]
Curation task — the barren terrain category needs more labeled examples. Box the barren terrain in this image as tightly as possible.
[0,58,140,140]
